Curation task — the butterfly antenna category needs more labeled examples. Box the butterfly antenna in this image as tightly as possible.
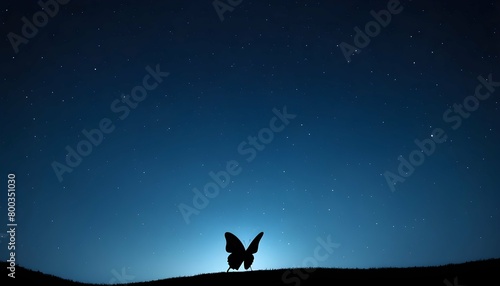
[245,238,252,248]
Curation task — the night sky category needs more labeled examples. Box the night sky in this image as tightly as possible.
[1,0,500,284]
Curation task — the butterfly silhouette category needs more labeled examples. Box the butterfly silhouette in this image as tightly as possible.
[224,231,264,272]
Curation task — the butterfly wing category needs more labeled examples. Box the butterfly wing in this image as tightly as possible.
[243,232,264,269]
[246,232,264,254]
[225,232,246,270]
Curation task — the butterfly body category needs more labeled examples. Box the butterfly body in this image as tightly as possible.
[224,232,264,271]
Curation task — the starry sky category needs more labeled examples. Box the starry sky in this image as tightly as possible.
[1,0,500,284]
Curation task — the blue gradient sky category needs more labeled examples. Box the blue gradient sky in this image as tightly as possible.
[1,0,499,284]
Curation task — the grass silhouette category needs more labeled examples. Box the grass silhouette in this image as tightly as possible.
[2,258,499,285]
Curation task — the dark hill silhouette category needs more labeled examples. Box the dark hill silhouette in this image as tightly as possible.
[2,258,499,285]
